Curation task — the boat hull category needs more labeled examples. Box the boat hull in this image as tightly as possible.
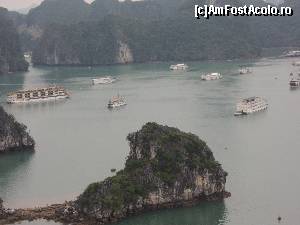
[234,106,267,116]
[289,81,300,87]
[108,103,127,109]
[7,95,69,104]
[92,77,116,85]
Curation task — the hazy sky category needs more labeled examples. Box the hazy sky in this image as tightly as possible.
[0,0,94,10]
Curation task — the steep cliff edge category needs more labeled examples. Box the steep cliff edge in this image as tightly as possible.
[75,122,229,223]
[0,106,35,153]
[0,122,228,225]
[0,8,28,75]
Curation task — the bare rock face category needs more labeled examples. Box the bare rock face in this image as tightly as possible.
[0,106,35,153]
[76,122,229,224]
[0,123,229,225]
[116,41,134,64]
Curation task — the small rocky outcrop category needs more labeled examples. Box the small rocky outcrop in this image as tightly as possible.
[0,106,35,153]
[0,123,229,225]
[75,122,229,223]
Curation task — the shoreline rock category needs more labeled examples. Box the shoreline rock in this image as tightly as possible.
[0,106,35,153]
[0,192,231,225]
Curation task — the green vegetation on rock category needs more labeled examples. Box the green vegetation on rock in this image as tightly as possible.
[8,0,300,66]
[0,106,35,152]
[0,8,28,75]
[77,123,227,213]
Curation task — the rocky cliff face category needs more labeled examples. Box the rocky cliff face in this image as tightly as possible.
[75,122,229,224]
[0,122,229,225]
[0,106,35,153]
[116,41,134,64]
[0,8,29,75]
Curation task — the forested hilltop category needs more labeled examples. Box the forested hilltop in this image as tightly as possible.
[30,0,262,65]
[0,106,35,153]
[0,8,28,75]
[5,0,300,66]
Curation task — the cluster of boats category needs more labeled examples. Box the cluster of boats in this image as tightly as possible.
[170,63,224,81]
[169,63,268,116]
[170,64,252,80]
[11,61,296,116]
[91,76,127,108]
[7,76,126,109]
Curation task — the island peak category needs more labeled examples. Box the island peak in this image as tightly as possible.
[0,123,229,225]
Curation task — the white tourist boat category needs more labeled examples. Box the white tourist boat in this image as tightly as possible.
[7,86,69,104]
[289,78,300,87]
[284,50,300,57]
[234,97,268,116]
[108,95,127,109]
[201,72,223,81]
[239,67,252,74]
[92,76,116,85]
[170,64,188,70]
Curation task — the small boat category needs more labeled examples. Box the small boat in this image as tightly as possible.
[234,97,268,116]
[24,53,31,59]
[170,64,188,70]
[284,50,300,57]
[92,76,116,85]
[201,73,222,81]
[108,95,127,109]
[7,86,69,104]
[239,67,252,74]
[290,78,300,87]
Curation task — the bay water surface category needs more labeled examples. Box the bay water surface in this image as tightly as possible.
[0,58,299,225]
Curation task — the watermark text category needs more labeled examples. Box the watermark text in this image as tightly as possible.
[195,5,293,19]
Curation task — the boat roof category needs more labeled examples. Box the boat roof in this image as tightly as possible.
[8,86,65,95]
[172,64,186,66]
[243,97,261,102]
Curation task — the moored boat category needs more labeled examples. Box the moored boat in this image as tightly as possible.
[284,50,300,57]
[239,67,252,74]
[289,78,300,87]
[170,64,188,70]
[7,86,69,104]
[234,97,268,116]
[108,95,127,109]
[201,73,222,81]
[92,76,116,85]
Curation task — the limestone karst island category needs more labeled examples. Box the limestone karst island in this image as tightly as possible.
[0,0,299,225]
[0,123,229,224]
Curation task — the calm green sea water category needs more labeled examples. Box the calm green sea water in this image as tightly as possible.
[0,58,299,225]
